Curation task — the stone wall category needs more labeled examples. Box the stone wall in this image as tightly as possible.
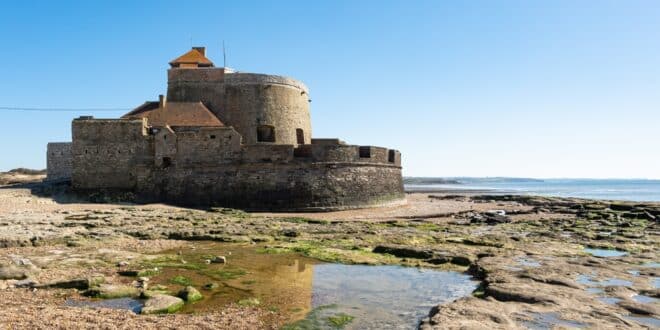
[137,162,404,211]
[167,68,225,120]
[71,118,153,189]
[46,142,72,181]
[166,69,312,146]
[69,118,403,210]
[224,73,311,145]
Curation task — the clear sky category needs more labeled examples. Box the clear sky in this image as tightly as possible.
[1,1,659,178]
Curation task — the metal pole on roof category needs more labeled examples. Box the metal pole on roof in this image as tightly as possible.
[223,40,227,68]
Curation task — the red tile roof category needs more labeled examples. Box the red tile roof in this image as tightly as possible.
[169,48,214,68]
[122,101,223,127]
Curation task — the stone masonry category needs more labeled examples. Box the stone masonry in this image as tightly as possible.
[47,47,405,211]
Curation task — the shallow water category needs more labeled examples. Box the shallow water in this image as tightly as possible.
[577,274,632,288]
[627,316,660,328]
[583,248,627,258]
[303,264,477,329]
[520,312,587,330]
[65,297,143,313]
[140,243,476,328]
[633,294,658,304]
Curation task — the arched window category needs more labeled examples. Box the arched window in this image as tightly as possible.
[257,125,276,142]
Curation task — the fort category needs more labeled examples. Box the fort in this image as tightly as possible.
[47,47,404,211]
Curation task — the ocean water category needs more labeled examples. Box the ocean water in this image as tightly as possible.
[404,178,660,202]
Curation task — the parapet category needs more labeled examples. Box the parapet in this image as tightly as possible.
[225,73,309,94]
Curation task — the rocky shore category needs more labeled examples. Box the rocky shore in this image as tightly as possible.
[0,178,657,329]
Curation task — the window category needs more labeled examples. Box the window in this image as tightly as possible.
[257,125,275,142]
[388,150,395,163]
[296,128,305,145]
[359,146,371,158]
[210,135,216,139]
[162,157,172,168]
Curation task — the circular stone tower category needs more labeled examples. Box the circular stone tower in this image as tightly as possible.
[223,73,312,145]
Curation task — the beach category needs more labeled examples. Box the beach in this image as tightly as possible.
[0,178,658,329]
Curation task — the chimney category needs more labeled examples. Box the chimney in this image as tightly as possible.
[192,46,206,56]
[159,94,166,108]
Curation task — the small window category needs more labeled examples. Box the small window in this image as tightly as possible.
[163,135,167,140]
[162,157,172,168]
[388,150,395,163]
[296,128,305,145]
[257,125,275,142]
[210,135,216,139]
[359,146,371,158]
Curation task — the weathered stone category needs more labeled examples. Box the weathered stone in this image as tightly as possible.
[372,245,434,259]
[0,265,28,280]
[177,286,203,302]
[617,300,660,316]
[211,256,226,264]
[39,275,104,290]
[86,284,140,299]
[141,294,184,314]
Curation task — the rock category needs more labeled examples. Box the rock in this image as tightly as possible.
[450,256,473,266]
[486,283,557,304]
[211,256,227,264]
[0,265,29,280]
[202,283,219,290]
[14,279,37,288]
[282,230,299,237]
[39,275,104,290]
[372,245,434,259]
[86,284,140,299]
[141,294,184,314]
[617,300,660,316]
[486,210,507,216]
[117,261,129,267]
[177,286,203,302]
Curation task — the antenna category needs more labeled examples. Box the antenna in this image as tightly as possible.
[223,40,227,68]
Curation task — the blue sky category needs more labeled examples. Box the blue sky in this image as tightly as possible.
[1,1,659,178]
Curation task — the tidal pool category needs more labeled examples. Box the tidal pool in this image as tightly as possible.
[65,297,143,313]
[126,243,477,328]
[583,248,627,258]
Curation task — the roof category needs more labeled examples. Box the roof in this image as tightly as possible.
[169,48,214,68]
[122,101,224,127]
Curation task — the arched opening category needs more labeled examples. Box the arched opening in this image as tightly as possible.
[257,125,276,142]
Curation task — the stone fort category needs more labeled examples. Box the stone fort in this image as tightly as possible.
[47,47,404,211]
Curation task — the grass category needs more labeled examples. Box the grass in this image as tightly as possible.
[327,313,355,328]
[237,297,261,307]
[169,275,193,286]
[200,267,247,280]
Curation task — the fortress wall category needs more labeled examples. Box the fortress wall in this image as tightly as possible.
[224,73,311,145]
[167,68,225,119]
[173,127,242,167]
[242,144,294,163]
[72,118,153,189]
[137,162,404,211]
[46,142,72,181]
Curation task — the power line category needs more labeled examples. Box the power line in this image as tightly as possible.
[0,106,129,112]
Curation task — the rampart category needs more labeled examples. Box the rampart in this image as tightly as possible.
[46,142,72,181]
[70,118,404,211]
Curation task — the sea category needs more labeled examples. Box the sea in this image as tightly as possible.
[404,178,660,202]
